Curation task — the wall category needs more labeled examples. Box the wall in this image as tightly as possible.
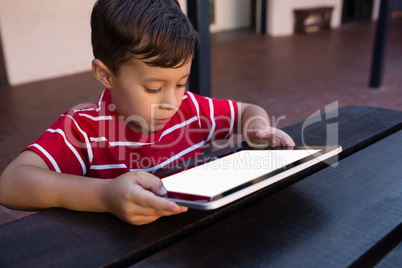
[209,0,252,33]
[267,0,343,36]
[0,0,252,85]
[267,0,381,36]
[0,0,95,85]
[178,0,187,14]
[372,0,381,20]
[180,0,252,33]
[0,0,381,86]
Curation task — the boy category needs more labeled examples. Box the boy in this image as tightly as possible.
[0,0,294,225]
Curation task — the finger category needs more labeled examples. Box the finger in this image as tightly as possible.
[128,208,187,225]
[127,215,161,225]
[282,137,295,147]
[247,129,275,148]
[131,184,187,213]
[270,135,279,147]
[255,129,275,139]
[144,195,188,215]
[285,136,296,146]
[133,203,188,218]
[132,171,167,196]
[275,130,296,147]
[247,138,272,148]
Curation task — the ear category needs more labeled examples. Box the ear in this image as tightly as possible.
[92,59,113,88]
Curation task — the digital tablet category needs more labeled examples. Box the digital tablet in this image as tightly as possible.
[162,145,342,210]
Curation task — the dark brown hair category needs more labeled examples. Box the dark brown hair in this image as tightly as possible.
[91,0,199,75]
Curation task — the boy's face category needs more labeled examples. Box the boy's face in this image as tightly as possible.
[108,57,192,133]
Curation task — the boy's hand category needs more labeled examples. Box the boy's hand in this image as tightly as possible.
[245,126,295,148]
[238,103,295,148]
[102,171,187,225]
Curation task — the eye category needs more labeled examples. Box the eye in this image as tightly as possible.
[177,84,186,89]
[144,87,161,94]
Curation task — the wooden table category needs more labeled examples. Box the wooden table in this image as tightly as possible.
[0,106,401,267]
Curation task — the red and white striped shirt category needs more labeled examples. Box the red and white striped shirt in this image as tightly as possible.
[25,89,238,178]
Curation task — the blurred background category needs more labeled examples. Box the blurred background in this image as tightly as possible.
[0,0,381,85]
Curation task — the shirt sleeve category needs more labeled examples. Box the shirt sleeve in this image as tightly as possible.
[189,93,239,143]
[23,112,91,176]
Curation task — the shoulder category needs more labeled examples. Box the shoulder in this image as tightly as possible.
[181,91,213,112]
[182,91,238,115]
[56,89,115,130]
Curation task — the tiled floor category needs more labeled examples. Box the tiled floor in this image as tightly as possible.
[0,18,401,226]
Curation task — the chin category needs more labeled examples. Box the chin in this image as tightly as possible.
[141,124,165,134]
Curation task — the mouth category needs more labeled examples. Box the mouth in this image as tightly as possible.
[153,118,172,125]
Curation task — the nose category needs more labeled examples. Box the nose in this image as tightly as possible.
[159,88,180,110]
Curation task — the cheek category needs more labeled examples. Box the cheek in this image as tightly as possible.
[113,90,145,117]
[131,94,160,121]
[178,88,186,102]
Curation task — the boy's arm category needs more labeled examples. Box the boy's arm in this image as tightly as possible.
[237,102,295,147]
[0,150,187,225]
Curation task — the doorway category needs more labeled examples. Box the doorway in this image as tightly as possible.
[0,28,8,86]
[342,0,374,23]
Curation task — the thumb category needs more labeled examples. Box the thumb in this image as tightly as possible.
[132,171,167,196]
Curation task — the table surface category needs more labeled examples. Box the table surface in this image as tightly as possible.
[0,106,401,268]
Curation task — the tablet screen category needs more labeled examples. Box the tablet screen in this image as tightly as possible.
[162,146,342,209]
[162,149,320,200]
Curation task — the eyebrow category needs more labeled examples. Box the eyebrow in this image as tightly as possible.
[143,73,191,82]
